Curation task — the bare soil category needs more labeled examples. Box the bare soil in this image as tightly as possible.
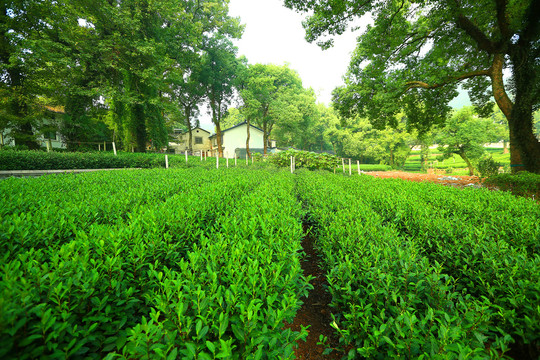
[286,171,485,359]
[285,227,344,360]
[365,171,483,188]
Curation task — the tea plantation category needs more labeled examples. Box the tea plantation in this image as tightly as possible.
[1,166,538,359]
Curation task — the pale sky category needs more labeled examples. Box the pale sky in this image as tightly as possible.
[199,0,470,130]
[200,0,360,130]
[228,0,359,105]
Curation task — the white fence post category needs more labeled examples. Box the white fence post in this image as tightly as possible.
[226,153,229,168]
[216,154,219,169]
[185,150,188,165]
[357,160,360,175]
[349,158,352,176]
[112,142,117,156]
[165,155,169,169]
[290,156,293,173]
[342,158,345,173]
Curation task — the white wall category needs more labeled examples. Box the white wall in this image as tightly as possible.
[222,124,264,158]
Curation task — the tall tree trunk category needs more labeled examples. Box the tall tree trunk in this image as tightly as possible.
[215,123,222,157]
[262,122,268,155]
[459,149,474,176]
[210,97,224,157]
[509,48,540,173]
[133,103,146,152]
[491,53,540,173]
[246,118,251,157]
[185,105,193,153]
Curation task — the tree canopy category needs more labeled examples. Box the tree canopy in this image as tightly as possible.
[1,0,243,152]
[284,0,540,173]
[436,106,504,175]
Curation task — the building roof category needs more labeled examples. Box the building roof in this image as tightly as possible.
[209,121,264,138]
[173,127,211,135]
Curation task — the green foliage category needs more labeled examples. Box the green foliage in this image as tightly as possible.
[0,150,168,170]
[2,0,244,153]
[297,170,539,358]
[238,63,313,153]
[285,0,540,173]
[0,168,310,359]
[485,172,540,199]
[201,34,245,156]
[1,163,538,359]
[330,115,416,167]
[268,150,340,171]
[477,155,501,177]
[436,107,503,175]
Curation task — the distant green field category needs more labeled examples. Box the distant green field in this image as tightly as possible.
[403,147,510,175]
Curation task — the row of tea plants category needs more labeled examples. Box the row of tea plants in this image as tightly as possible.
[297,170,539,359]
[2,164,538,359]
[0,168,310,359]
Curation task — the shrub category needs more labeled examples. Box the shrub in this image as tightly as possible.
[484,171,540,199]
[268,150,340,171]
[0,150,171,170]
[477,155,500,177]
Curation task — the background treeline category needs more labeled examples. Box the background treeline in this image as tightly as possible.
[0,0,243,152]
[2,0,539,173]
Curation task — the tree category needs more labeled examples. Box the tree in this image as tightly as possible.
[201,35,244,157]
[239,63,307,154]
[0,0,58,149]
[436,107,503,175]
[221,108,245,130]
[331,115,415,167]
[284,0,540,173]
[168,58,206,153]
[272,88,319,150]
[2,0,242,153]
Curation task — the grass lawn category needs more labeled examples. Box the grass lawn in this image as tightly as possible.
[403,147,510,175]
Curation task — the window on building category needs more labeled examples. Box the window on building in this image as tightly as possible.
[195,136,203,144]
[45,131,57,140]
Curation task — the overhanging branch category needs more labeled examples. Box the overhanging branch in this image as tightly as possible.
[404,69,491,92]
[456,14,498,53]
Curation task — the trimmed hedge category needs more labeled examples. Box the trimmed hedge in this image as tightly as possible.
[0,150,174,170]
[484,171,540,198]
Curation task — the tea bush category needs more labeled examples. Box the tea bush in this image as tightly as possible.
[0,168,310,359]
[1,165,537,359]
[484,171,540,199]
[296,171,539,359]
[268,150,340,171]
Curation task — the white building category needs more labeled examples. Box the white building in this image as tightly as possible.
[209,122,276,158]
[1,106,66,150]
[168,127,211,155]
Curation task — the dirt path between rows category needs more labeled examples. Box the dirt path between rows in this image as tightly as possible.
[285,171,485,358]
[285,226,343,359]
